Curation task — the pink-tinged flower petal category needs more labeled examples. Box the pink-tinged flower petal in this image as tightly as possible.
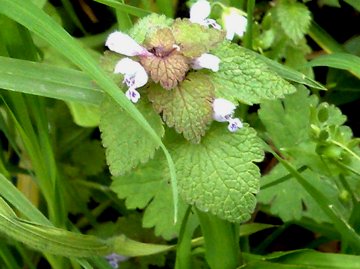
[114,58,148,88]
[125,88,141,103]
[106,31,150,56]
[212,98,236,122]
[190,0,211,24]
[227,118,243,132]
[192,53,220,72]
[224,9,247,40]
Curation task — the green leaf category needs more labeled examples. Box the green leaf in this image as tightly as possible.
[71,140,106,176]
[258,164,345,223]
[344,0,360,12]
[0,56,103,105]
[67,102,100,127]
[307,52,360,79]
[275,1,311,44]
[93,0,151,17]
[111,153,185,240]
[243,249,360,269]
[259,86,317,149]
[171,19,225,58]
[100,98,164,176]
[148,72,214,143]
[129,13,173,43]
[172,124,264,223]
[211,42,296,104]
[0,0,178,221]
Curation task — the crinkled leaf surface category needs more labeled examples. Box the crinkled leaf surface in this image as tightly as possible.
[148,72,214,143]
[129,13,173,43]
[100,98,164,176]
[171,19,225,58]
[171,124,264,223]
[258,163,347,223]
[140,28,189,89]
[111,153,186,240]
[275,1,311,43]
[258,87,352,222]
[211,42,296,104]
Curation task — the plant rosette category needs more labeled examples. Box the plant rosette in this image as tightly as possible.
[100,12,296,225]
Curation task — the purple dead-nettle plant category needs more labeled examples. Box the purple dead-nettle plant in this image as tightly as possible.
[105,26,221,102]
[212,98,243,132]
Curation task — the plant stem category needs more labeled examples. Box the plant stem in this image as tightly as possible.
[196,209,240,269]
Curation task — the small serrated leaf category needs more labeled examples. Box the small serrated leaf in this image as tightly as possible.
[148,72,214,143]
[275,1,311,43]
[171,19,225,58]
[258,163,347,223]
[111,154,187,240]
[129,13,174,43]
[172,124,264,223]
[99,97,164,176]
[140,28,190,90]
[211,42,296,104]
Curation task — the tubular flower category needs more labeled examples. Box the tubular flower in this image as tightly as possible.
[212,98,243,132]
[189,0,221,29]
[191,53,221,72]
[223,8,248,40]
[114,58,148,103]
[106,31,151,57]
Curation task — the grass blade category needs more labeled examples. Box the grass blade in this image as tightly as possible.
[93,0,151,17]
[0,0,178,222]
[307,53,360,79]
[0,56,103,105]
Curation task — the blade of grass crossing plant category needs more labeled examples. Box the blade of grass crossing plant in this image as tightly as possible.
[344,0,360,12]
[0,242,22,269]
[156,0,174,17]
[0,0,178,221]
[0,174,51,224]
[308,53,360,79]
[244,0,255,49]
[115,0,132,31]
[60,0,87,34]
[93,0,151,17]
[308,22,345,53]
[244,47,326,89]
[269,149,360,251]
[0,56,103,105]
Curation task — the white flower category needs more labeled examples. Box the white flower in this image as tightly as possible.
[125,88,141,103]
[189,0,221,29]
[191,53,220,72]
[114,58,148,103]
[212,98,243,132]
[212,98,236,122]
[227,118,243,132]
[223,8,247,40]
[106,31,151,56]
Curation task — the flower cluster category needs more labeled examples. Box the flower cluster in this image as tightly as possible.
[104,1,246,133]
[212,98,243,132]
[105,30,220,103]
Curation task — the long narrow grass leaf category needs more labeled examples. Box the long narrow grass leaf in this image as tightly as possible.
[308,53,360,79]
[0,56,103,105]
[0,0,178,220]
[93,0,151,17]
